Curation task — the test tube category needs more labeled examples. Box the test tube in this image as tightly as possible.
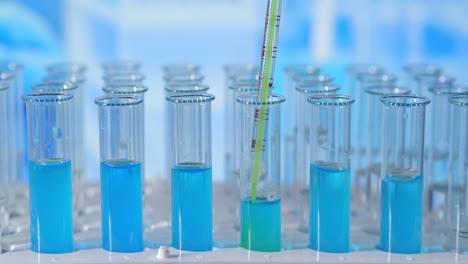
[23,92,74,254]
[102,84,148,98]
[31,83,81,194]
[307,95,354,253]
[344,64,383,96]
[102,61,141,74]
[103,72,146,85]
[362,85,411,233]
[415,73,455,96]
[162,64,201,75]
[426,85,468,222]
[163,72,205,85]
[402,63,441,92]
[47,62,87,75]
[446,94,468,253]
[0,62,25,184]
[354,73,398,210]
[167,93,214,251]
[237,93,285,252]
[295,81,339,232]
[224,64,259,84]
[379,94,430,254]
[95,95,144,252]
[0,71,17,192]
[0,82,10,240]
[225,76,257,192]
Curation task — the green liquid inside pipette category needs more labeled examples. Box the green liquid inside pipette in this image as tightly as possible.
[251,0,280,202]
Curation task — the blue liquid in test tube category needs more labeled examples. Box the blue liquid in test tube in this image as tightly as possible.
[29,159,73,253]
[309,163,350,253]
[240,198,281,252]
[101,160,143,252]
[380,173,423,253]
[172,163,213,251]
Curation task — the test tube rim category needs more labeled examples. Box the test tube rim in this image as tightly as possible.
[380,94,431,107]
[345,63,384,74]
[166,92,215,104]
[224,63,259,76]
[0,81,10,91]
[0,70,15,81]
[32,82,79,92]
[365,85,411,96]
[163,72,205,82]
[47,62,87,74]
[307,94,355,106]
[284,64,321,75]
[292,73,333,84]
[94,95,143,106]
[449,94,468,106]
[0,61,23,71]
[22,92,73,103]
[164,83,209,93]
[236,93,285,106]
[295,84,340,94]
[228,82,259,92]
[162,63,201,73]
[102,84,149,94]
[428,85,468,95]
[228,73,259,82]
[103,72,146,83]
[356,72,398,83]
[43,73,86,85]
[402,63,442,75]
[102,60,141,72]
[414,73,454,84]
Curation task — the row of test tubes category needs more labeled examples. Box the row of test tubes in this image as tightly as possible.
[224,63,468,254]
[0,61,467,256]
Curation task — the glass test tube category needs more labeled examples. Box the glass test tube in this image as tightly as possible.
[225,76,257,192]
[47,62,87,75]
[102,84,148,186]
[354,73,398,210]
[95,95,144,253]
[402,63,441,93]
[0,71,17,194]
[308,95,354,253]
[163,72,205,85]
[415,73,454,97]
[344,64,383,96]
[362,85,411,233]
[0,82,10,240]
[23,92,74,254]
[32,83,81,185]
[167,93,214,251]
[224,64,259,81]
[379,95,430,254]
[103,72,146,85]
[237,94,285,252]
[0,62,25,184]
[446,94,468,254]
[295,82,339,233]
[102,61,141,74]
[426,85,468,221]
[162,64,201,75]
[164,83,210,182]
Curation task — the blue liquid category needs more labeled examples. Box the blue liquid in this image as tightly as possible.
[172,163,212,251]
[241,198,281,252]
[380,173,423,254]
[309,163,350,253]
[101,160,143,252]
[29,159,73,253]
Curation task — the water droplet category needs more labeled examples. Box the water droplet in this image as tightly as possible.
[264,254,272,260]
[406,256,414,261]
[338,256,346,261]
[123,256,130,260]
[51,257,57,262]
[197,255,204,260]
